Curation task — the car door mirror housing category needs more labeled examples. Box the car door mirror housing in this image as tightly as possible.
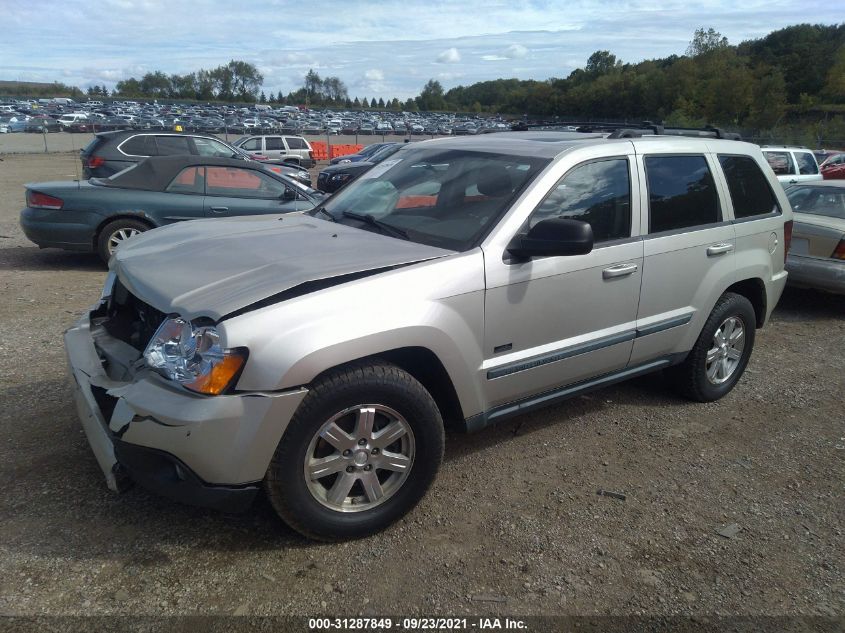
[282,187,297,201]
[507,218,594,259]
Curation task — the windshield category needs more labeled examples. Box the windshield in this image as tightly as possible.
[316,147,549,251]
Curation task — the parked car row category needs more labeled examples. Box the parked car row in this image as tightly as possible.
[79,130,313,185]
[0,97,510,137]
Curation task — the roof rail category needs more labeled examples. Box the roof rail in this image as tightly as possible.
[575,121,741,141]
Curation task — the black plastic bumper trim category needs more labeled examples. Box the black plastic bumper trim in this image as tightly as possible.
[113,439,259,514]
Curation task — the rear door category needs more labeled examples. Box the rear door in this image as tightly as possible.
[791,150,822,184]
[264,136,286,160]
[763,150,797,186]
[630,150,736,366]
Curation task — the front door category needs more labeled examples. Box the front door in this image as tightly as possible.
[483,154,643,410]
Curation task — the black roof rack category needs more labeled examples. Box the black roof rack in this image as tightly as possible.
[507,121,742,140]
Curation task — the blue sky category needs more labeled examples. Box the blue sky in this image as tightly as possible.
[2,1,841,99]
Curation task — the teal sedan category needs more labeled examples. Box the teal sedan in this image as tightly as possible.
[20,155,322,263]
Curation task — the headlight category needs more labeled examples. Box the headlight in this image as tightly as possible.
[297,170,309,180]
[143,317,247,395]
[330,173,352,182]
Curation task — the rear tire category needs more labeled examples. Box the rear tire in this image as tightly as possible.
[96,218,150,263]
[265,361,444,541]
[670,292,756,402]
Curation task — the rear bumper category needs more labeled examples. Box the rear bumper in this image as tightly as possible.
[786,254,845,294]
[64,309,308,510]
[20,207,96,251]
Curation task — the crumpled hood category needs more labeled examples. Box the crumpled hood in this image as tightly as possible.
[111,214,453,321]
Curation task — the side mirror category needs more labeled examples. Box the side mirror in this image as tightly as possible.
[282,187,297,201]
[507,217,594,260]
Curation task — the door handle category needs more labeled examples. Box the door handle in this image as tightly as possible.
[210,206,228,213]
[706,243,734,256]
[788,179,798,184]
[602,263,638,279]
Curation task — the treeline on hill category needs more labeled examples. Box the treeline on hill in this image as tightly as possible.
[440,25,844,129]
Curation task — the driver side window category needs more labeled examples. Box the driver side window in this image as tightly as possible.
[529,158,631,243]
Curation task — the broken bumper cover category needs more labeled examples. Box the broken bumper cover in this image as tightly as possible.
[64,311,308,512]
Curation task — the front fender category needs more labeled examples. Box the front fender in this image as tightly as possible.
[221,252,488,419]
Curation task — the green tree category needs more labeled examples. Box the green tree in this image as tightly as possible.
[416,79,446,111]
[686,28,729,57]
[585,50,618,76]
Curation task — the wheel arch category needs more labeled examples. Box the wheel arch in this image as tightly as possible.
[724,277,766,328]
[308,346,466,430]
[92,213,157,250]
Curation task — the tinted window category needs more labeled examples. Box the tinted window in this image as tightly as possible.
[646,155,720,233]
[529,158,631,242]
[718,155,779,219]
[205,167,286,198]
[121,135,157,156]
[240,137,262,151]
[193,137,235,157]
[786,186,845,219]
[155,135,191,155]
[265,137,284,150]
[794,152,819,175]
[285,137,307,150]
[166,167,205,194]
[764,151,795,175]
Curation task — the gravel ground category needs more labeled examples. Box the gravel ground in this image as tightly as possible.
[0,152,843,622]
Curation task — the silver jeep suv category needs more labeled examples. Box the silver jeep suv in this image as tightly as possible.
[65,130,792,540]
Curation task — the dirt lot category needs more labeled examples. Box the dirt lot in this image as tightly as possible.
[0,152,843,622]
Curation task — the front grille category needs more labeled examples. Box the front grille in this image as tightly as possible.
[103,279,167,351]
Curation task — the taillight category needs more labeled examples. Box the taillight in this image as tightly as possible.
[308,150,314,160]
[27,190,63,210]
[832,239,845,260]
[86,155,105,168]
[783,220,793,264]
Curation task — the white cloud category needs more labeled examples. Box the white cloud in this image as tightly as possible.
[505,44,529,59]
[481,55,507,61]
[364,69,385,81]
[436,47,461,63]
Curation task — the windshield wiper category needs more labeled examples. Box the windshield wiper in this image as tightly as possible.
[311,206,336,222]
[341,211,409,240]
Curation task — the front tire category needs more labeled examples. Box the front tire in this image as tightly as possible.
[265,362,444,541]
[671,292,756,402]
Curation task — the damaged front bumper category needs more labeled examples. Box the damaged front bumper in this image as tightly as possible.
[64,309,307,513]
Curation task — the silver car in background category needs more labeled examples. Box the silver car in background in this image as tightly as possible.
[785,180,845,294]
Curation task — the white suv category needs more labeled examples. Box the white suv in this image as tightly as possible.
[234,134,315,167]
[762,146,822,186]
[65,128,791,540]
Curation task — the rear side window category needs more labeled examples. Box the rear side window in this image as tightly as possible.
[155,135,191,156]
[205,167,286,198]
[120,135,157,157]
[764,151,795,175]
[718,155,780,219]
[529,158,631,242]
[794,152,819,175]
[166,167,205,194]
[285,137,307,150]
[645,155,720,233]
[265,137,284,151]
